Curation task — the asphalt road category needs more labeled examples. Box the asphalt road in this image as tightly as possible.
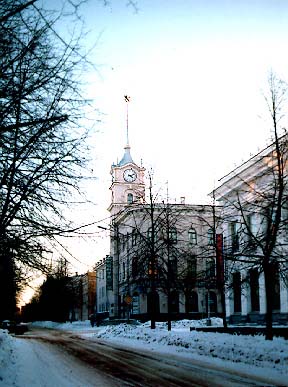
[20,328,281,387]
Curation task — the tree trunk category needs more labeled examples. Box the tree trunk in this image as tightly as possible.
[167,291,171,331]
[0,251,16,321]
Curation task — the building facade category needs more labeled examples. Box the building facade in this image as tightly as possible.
[95,256,114,314]
[69,271,96,321]
[213,137,288,325]
[106,141,223,321]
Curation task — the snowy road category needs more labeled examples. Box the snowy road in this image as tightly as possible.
[10,328,280,387]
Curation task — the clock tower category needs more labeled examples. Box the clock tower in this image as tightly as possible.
[108,142,145,217]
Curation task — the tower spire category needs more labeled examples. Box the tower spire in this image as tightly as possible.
[124,95,130,145]
[118,95,133,166]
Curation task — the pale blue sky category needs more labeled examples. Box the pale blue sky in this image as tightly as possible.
[36,0,288,273]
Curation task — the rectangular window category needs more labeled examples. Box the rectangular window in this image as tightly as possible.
[246,214,257,248]
[249,268,259,312]
[207,228,214,246]
[168,257,178,279]
[187,255,197,279]
[132,230,137,246]
[148,257,158,277]
[169,227,177,244]
[147,228,158,241]
[206,259,215,279]
[230,222,239,252]
[188,228,197,245]
[132,256,138,278]
[233,272,242,313]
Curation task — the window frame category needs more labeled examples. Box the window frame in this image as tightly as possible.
[188,228,197,245]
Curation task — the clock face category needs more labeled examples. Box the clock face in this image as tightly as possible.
[123,168,137,182]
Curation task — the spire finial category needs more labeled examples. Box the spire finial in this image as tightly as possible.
[124,95,130,145]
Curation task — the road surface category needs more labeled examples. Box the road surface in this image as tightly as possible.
[15,328,281,387]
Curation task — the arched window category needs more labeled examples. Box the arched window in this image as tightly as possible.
[132,229,137,246]
[188,228,197,245]
[127,193,133,204]
[207,228,214,245]
[169,227,177,244]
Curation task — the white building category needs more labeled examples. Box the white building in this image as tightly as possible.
[95,256,114,315]
[213,136,288,325]
[107,140,223,322]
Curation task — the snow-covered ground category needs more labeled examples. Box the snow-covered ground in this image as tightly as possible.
[1,318,287,386]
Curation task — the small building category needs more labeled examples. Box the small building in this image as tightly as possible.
[68,271,96,321]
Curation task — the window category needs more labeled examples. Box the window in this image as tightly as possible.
[148,257,158,277]
[229,222,239,252]
[206,259,215,279]
[147,227,158,241]
[132,256,138,278]
[127,193,133,204]
[249,268,259,312]
[206,291,217,314]
[187,291,198,313]
[169,227,177,244]
[147,227,153,240]
[271,263,280,311]
[246,214,256,248]
[168,257,177,279]
[188,228,197,245]
[170,291,179,313]
[132,293,140,315]
[187,255,197,279]
[233,272,242,313]
[122,262,126,280]
[207,228,214,245]
[132,229,137,246]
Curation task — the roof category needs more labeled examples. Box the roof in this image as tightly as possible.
[117,144,134,166]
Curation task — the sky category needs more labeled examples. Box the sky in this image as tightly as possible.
[82,0,288,201]
[21,0,288,303]
[1,319,287,385]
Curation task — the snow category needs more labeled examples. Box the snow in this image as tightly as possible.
[0,318,287,386]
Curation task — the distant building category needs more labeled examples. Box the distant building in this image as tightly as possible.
[68,271,96,321]
[95,256,114,315]
[81,272,96,320]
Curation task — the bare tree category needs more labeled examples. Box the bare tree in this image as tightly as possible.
[0,0,93,320]
[113,173,223,330]
[213,72,288,340]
